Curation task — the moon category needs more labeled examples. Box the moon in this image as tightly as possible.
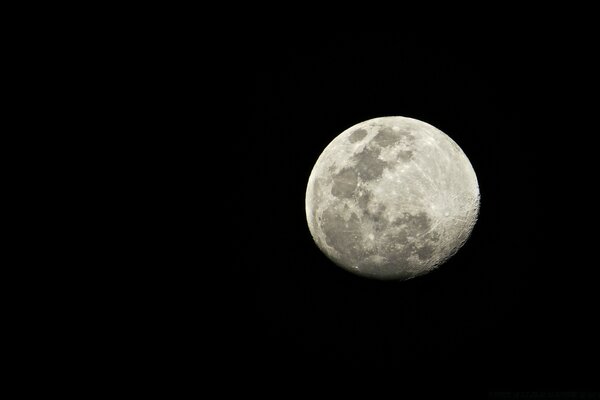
[305,116,480,280]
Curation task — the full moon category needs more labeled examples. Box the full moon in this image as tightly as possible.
[305,116,480,280]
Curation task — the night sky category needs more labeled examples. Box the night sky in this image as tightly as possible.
[234,31,597,393]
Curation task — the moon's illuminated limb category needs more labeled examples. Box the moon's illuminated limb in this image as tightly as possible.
[305,116,480,280]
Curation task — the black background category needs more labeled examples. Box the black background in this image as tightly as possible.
[235,31,597,393]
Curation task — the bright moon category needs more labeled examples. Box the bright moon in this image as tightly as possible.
[305,116,480,280]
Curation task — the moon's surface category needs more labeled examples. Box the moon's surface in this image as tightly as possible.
[305,116,480,280]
